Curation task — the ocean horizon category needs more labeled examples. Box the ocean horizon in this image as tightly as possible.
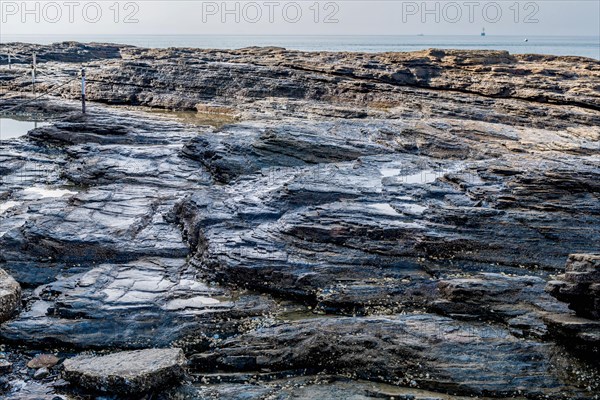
[2,34,599,60]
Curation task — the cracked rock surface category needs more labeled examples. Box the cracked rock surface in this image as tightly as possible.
[0,42,599,398]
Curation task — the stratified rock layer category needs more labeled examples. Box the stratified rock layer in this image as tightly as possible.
[193,313,593,397]
[544,254,600,360]
[0,43,599,398]
[547,254,600,319]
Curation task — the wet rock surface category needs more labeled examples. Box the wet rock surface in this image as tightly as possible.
[0,42,599,398]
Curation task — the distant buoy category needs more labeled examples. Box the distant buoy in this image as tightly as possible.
[524,39,529,42]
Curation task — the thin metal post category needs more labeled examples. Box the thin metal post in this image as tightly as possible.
[31,52,36,96]
[81,68,86,114]
[8,51,11,70]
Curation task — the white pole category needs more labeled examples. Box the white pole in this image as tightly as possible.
[8,51,11,70]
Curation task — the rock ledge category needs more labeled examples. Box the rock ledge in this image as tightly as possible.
[546,254,600,319]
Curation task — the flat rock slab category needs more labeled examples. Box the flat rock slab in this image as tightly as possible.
[27,354,60,369]
[0,268,21,322]
[62,348,187,395]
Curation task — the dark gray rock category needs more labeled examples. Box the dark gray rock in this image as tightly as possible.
[543,313,600,361]
[0,42,126,65]
[544,254,600,360]
[0,105,274,350]
[1,257,273,349]
[192,313,597,398]
[159,375,491,400]
[33,367,49,380]
[1,44,600,398]
[177,136,599,306]
[0,359,12,373]
[546,254,600,319]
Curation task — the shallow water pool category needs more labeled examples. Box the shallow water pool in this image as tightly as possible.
[0,118,50,141]
[0,201,20,214]
[22,187,78,199]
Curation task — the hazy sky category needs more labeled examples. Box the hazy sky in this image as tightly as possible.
[1,0,599,36]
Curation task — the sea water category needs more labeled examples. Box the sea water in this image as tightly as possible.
[1,35,598,59]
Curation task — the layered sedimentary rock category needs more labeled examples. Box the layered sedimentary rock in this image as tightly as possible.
[0,42,599,398]
[191,314,596,397]
[547,254,600,319]
[544,254,600,360]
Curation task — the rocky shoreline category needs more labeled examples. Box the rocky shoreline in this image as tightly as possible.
[0,42,599,399]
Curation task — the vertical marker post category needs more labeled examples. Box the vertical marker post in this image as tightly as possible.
[81,68,86,114]
[31,52,36,96]
[8,51,11,70]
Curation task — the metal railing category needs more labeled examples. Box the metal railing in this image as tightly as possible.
[1,51,86,115]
